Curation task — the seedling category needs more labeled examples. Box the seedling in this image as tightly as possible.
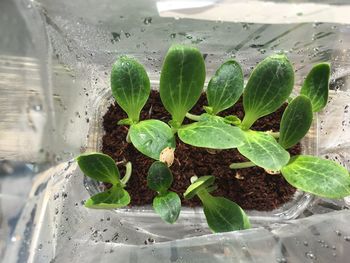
[76,44,350,234]
[184,176,250,233]
[147,161,181,223]
[76,152,132,208]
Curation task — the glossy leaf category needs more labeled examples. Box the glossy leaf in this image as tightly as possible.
[224,115,241,125]
[198,191,250,233]
[178,115,245,149]
[279,95,313,149]
[147,161,173,194]
[153,191,181,224]
[238,130,290,170]
[76,152,120,185]
[184,176,215,199]
[241,54,294,130]
[207,60,244,115]
[85,186,130,209]
[129,120,176,160]
[111,56,150,122]
[160,45,206,126]
[281,155,350,198]
[300,63,330,112]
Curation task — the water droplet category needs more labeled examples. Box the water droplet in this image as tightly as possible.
[38,243,43,250]
[305,251,316,260]
[170,33,176,39]
[143,17,152,25]
[33,105,42,111]
[124,32,131,38]
[53,193,59,200]
[335,230,342,236]
[344,236,350,241]
[303,241,309,246]
[276,257,287,263]
[111,32,121,43]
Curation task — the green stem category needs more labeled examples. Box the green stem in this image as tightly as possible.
[185,112,201,122]
[229,161,256,169]
[121,162,132,186]
[240,114,257,130]
[126,129,131,143]
[197,188,211,204]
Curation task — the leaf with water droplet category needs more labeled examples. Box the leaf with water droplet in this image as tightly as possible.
[129,120,176,160]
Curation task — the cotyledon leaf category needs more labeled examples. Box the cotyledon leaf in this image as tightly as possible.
[300,63,330,112]
[207,60,244,115]
[178,115,245,149]
[153,191,181,224]
[183,176,215,200]
[76,152,120,185]
[147,161,173,194]
[199,191,250,233]
[241,54,294,130]
[160,44,206,126]
[129,120,176,160]
[279,95,313,149]
[281,155,350,199]
[111,56,150,122]
[85,186,130,209]
[237,130,290,171]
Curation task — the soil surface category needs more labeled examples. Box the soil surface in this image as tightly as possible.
[102,91,300,211]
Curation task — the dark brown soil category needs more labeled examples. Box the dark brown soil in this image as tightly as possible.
[102,91,300,211]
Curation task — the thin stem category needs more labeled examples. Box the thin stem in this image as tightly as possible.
[229,161,256,169]
[121,162,132,185]
[185,112,201,122]
[126,129,131,143]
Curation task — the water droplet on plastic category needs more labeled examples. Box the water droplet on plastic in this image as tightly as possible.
[38,243,43,250]
[344,236,350,241]
[335,230,342,236]
[305,251,316,260]
[303,241,309,246]
[124,32,131,38]
[276,258,287,263]
[170,33,176,39]
[143,17,152,25]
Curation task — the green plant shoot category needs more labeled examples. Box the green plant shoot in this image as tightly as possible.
[241,54,294,130]
[300,63,330,112]
[76,152,132,209]
[160,44,206,128]
[206,60,244,115]
[184,176,250,233]
[111,56,150,124]
[147,161,181,224]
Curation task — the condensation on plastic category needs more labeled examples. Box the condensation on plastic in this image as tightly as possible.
[4,161,350,263]
[2,0,350,262]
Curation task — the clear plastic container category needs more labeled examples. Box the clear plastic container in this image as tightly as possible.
[84,82,318,241]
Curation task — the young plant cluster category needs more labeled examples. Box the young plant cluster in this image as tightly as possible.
[77,44,350,233]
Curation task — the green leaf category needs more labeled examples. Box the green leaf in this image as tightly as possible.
[241,54,294,130]
[153,191,181,224]
[117,118,134,126]
[147,161,173,194]
[129,120,176,160]
[198,191,250,233]
[178,115,245,149]
[238,130,290,170]
[160,45,206,126]
[279,95,313,149]
[111,56,150,122]
[85,186,130,209]
[76,152,120,185]
[207,60,244,115]
[184,176,215,199]
[300,63,330,112]
[281,155,350,198]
